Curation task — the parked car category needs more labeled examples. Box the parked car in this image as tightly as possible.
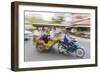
[24,30,33,40]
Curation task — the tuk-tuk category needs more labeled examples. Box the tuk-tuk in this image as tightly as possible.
[33,23,65,52]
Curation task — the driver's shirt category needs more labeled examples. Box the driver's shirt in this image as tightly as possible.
[65,32,72,43]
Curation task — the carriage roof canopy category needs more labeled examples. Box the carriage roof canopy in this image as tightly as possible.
[32,23,70,27]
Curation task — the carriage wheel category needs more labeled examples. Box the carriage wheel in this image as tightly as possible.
[36,44,45,52]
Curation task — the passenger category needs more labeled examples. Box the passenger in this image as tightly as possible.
[40,27,50,43]
[33,27,41,42]
[41,27,46,37]
[33,27,41,37]
[50,27,56,39]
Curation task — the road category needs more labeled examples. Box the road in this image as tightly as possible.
[24,35,90,62]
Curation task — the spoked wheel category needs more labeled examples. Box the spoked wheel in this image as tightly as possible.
[36,44,45,52]
[75,48,85,58]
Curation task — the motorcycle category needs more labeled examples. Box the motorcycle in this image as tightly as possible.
[58,39,85,58]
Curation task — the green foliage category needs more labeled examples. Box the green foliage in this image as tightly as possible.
[73,32,81,36]
[31,16,45,24]
[25,15,45,25]
[25,13,65,25]
[50,15,64,24]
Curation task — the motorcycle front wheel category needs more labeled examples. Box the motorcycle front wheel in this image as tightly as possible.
[75,48,85,58]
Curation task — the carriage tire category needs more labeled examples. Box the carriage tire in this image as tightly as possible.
[36,44,45,52]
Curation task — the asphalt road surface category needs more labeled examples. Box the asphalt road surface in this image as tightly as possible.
[24,35,90,62]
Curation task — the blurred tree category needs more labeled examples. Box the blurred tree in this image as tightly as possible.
[50,14,65,24]
[25,15,45,25]
[31,16,45,24]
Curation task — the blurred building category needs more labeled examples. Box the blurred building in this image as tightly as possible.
[69,13,90,38]
[65,13,90,31]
